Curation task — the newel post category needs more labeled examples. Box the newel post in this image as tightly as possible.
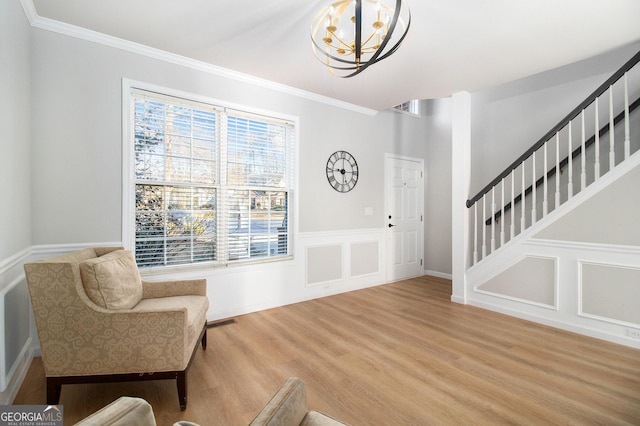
[451,91,471,304]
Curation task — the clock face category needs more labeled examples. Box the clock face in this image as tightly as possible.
[326,150,358,193]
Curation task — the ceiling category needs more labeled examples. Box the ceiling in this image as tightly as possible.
[29,0,640,111]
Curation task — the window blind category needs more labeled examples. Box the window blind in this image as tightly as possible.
[131,89,294,268]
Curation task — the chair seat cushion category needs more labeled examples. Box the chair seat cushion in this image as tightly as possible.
[134,295,208,349]
[80,250,143,310]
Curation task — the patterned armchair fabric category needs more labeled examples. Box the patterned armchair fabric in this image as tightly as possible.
[249,378,349,426]
[75,396,156,426]
[24,247,209,410]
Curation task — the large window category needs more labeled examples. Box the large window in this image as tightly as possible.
[127,86,295,268]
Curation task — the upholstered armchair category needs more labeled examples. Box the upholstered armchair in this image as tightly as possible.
[249,378,348,425]
[24,247,209,410]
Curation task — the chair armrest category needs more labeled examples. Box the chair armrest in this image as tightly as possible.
[141,279,206,299]
[75,396,156,426]
[249,378,308,426]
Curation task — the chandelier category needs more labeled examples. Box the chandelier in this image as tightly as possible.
[311,0,411,77]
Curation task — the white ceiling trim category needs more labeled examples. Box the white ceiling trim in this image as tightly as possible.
[18,0,378,116]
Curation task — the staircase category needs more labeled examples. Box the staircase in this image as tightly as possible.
[463,50,640,349]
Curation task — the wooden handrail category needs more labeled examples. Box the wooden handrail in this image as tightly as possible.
[467,49,640,208]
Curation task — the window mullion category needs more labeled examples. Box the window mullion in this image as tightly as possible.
[218,113,229,263]
[163,186,168,267]
[190,110,194,264]
[163,103,169,267]
[266,192,272,256]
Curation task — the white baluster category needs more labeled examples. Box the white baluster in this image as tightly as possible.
[510,172,515,240]
[581,110,586,190]
[473,203,478,264]
[531,152,537,224]
[491,187,496,252]
[543,142,548,217]
[595,97,600,179]
[500,178,505,246]
[555,132,561,208]
[521,160,526,232]
[609,86,615,170]
[624,72,630,160]
[482,194,487,259]
[568,121,573,199]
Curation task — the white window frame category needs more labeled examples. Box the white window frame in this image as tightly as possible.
[122,79,299,271]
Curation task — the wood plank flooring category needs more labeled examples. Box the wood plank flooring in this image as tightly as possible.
[14,276,640,425]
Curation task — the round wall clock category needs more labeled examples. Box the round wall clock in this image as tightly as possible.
[326,150,359,193]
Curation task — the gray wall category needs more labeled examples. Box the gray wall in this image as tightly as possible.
[0,0,33,403]
[28,25,452,274]
[423,99,453,275]
[0,0,32,260]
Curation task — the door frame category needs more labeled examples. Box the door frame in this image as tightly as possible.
[384,153,425,282]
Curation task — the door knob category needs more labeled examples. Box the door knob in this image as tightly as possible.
[388,223,396,228]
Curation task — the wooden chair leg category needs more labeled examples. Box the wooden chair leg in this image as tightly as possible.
[177,371,187,411]
[201,327,207,350]
[46,377,62,405]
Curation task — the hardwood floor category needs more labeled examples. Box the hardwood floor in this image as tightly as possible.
[14,276,640,425]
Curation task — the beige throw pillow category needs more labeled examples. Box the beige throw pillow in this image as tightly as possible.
[80,250,143,310]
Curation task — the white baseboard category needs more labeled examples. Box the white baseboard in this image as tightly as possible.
[468,297,640,349]
[424,270,452,280]
[450,295,466,304]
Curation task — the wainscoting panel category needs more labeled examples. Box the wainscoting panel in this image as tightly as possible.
[301,229,385,288]
[475,255,557,308]
[0,249,33,404]
[350,241,380,278]
[2,277,30,389]
[580,261,640,326]
[306,245,343,285]
[465,153,640,349]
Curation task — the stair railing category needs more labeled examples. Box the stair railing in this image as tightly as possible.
[467,50,640,265]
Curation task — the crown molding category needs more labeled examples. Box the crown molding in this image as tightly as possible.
[18,0,37,23]
[19,0,377,117]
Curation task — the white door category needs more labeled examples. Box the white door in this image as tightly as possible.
[385,155,424,281]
